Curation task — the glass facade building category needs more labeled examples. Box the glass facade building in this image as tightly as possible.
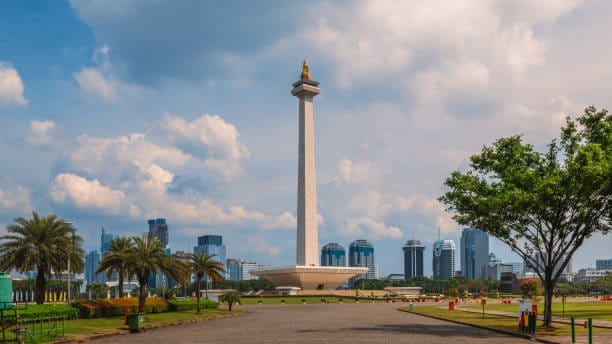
[321,243,346,267]
[433,239,456,279]
[194,235,226,280]
[460,228,489,279]
[148,218,169,248]
[84,250,103,285]
[403,240,425,279]
[349,239,376,281]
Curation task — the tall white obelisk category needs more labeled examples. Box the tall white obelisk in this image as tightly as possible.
[292,59,320,267]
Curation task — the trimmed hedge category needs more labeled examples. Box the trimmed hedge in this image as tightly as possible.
[15,304,79,319]
[167,299,218,311]
[75,297,168,318]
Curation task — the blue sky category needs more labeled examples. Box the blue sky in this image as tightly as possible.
[1,0,610,277]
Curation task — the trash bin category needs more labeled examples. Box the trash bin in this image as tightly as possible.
[127,313,145,332]
[409,302,414,311]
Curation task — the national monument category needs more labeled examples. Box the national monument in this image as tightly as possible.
[251,61,368,291]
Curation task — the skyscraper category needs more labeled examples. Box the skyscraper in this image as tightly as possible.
[349,240,376,280]
[84,250,102,285]
[148,218,169,248]
[321,243,346,267]
[403,240,425,279]
[460,228,489,279]
[433,239,456,279]
[596,259,612,270]
[100,227,113,257]
[226,258,242,281]
[194,235,226,276]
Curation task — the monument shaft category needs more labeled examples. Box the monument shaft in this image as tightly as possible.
[292,61,320,267]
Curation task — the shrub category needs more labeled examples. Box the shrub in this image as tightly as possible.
[74,297,168,318]
[17,304,79,319]
[167,299,218,311]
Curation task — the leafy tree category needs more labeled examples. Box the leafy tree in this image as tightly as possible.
[440,107,611,327]
[445,288,460,299]
[130,235,190,313]
[218,290,241,311]
[188,253,225,314]
[593,272,611,297]
[96,236,134,298]
[0,212,85,304]
[520,279,542,299]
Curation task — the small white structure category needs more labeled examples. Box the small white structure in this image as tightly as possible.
[384,287,423,297]
[276,287,301,296]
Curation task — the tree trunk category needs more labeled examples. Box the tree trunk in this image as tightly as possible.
[228,301,232,311]
[543,282,554,327]
[118,270,124,298]
[35,268,46,304]
[196,278,201,314]
[138,280,147,313]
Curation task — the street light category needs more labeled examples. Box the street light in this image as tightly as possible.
[66,222,76,306]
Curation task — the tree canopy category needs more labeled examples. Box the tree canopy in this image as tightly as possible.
[0,212,85,304]
[439,106,611,326]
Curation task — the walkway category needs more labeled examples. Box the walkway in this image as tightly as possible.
[90,303,535,343]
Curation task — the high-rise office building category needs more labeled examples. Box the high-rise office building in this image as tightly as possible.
[524,252,573,281]
[241,261,259,280]
[403,240,425,279]
[84,250,103,285]
[148,218,169,248]
[194,235,226,278]
[349,240,376,280]
[321,243,346,267]
[100,227,113,257]
[433,239,456,279]
[460,228,489,279]
[596,259,612,270]
[226,258,242,281]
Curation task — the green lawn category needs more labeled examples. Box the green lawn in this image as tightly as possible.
[404,305,612,337]
[460,301,612,321]
[1,309,243,343]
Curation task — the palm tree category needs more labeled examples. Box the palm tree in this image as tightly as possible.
[96,236,134,298]
[130,235,189,313]
[218,290,241,311]
[188,253,225,313]
[0,212,85,304]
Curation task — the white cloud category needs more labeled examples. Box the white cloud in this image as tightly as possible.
[69,133,190,175]
[162,113,250,180]
[26,120,58,146]
[0,62,27,106]
[50,173,139,216]
[342,216,402,239]
[261,211,296,230]
[74,68,118,101]
[334,158,377,184]
[0,184,32,213]
[245,235,281,256]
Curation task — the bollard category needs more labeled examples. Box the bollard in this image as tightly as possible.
[519,312,525,332]
[588,318,592,344]
[571,316,576,343]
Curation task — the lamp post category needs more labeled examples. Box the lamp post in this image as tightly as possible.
[66,222,76,306]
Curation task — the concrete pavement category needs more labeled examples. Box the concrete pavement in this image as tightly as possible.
[90,303,536,343]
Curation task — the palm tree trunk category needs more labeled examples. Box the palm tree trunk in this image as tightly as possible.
[138,279,147,313]
[118,270,124,298]
[196,278,201,314]
[35,267,46,304]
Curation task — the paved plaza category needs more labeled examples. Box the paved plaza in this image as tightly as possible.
[91,303,534,343]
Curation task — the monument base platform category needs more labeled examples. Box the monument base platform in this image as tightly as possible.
[251,265,368,290]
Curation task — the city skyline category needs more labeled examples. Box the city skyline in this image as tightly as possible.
[0,2,610,277]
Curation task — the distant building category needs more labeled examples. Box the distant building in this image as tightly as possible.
[433,239,455,279]
[84,250,103,285]
[194,235,226,279]
[524,252,573,282]
[574,268,612,283]
[508,262,524,277]
[241,261,259,280]
[484,253,514,280]
[348,240,376,286]
[383,274,405,281]
[460,228,489,279]
[596,259,612,270]
[321,243,346,267]
[148,218,169,248]
[403,240,425,279]
[100,227,113,257]
[226,259,259,281]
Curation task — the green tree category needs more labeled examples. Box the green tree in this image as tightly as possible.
[520,279,542,299]
[96,236,134,298]
[439,106,611,327]
[218,290,241,311]
[446,288,460,299]
[0,212,85,304]
[130,235,190,313]
[188,253,225,314]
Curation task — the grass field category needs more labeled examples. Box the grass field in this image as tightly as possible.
[460,301,612,321]
[404,305,612,337]
[1,308,243,343]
